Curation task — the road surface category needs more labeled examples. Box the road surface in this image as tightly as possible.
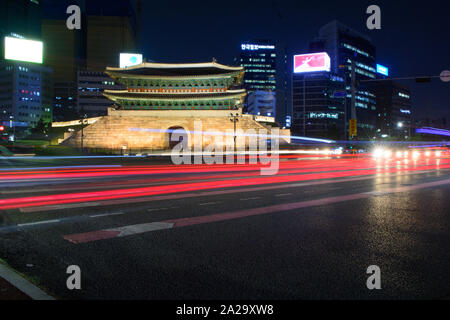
[0,153,449,299]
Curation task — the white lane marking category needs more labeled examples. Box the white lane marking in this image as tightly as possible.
[275,193,293,197]
[147,206,180,212]
[199,202,221,206]
[63,177,450,244]
[0,263,54,300]
[240,197,261,201]
[2,212,125,233]
[17,220,61,227]
[90,212,125,218]
[19,202,100,213]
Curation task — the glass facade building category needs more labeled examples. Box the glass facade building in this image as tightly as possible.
[372,81,412,138]
[0,61,53,136]
[41,0,137,121]
[77,70,126,117]
[292,72,346,140]
[239,40,290,125]
[308,21,378,138]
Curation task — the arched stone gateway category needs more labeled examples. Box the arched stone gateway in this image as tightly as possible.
[59,60,290,152]
[60,111,290,153]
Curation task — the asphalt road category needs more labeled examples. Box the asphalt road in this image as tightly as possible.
[0,154,449,299]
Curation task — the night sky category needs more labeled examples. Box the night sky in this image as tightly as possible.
[139,0,449,121]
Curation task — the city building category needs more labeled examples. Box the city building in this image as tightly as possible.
[0,1,54,138]
[60,61,287,152]
[239,42,277,93]
[41,8,81,121]
[307,20,378,138]
[239,40,289,125]
[53,82,78,121]
[41,0,138,121]
[0,60,53,138]
[77,70,126,117]
[85,0,137,72]
[292,71,346,140]
[0,0,42,43]
[372,81,412,138]
[247,91,276,117]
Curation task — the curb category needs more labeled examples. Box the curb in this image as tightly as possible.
[0,263,54,300]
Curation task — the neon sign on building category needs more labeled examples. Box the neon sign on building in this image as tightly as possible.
[294,52,331,73]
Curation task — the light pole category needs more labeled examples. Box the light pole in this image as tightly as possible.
[10,115,15,146]
[81,114,87,153]
[303,74,306,137]
[230,113,239,152]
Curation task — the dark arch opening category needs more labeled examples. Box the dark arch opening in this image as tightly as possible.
[168,126,188,149]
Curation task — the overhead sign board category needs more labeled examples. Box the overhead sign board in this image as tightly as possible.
[376,64,389,76]
[349,119,357,137]
[120,53,143,68]
[241,44,275,51]
[4,37,43,64]
[294,52,330,73]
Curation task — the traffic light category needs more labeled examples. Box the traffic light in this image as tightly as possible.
[0,125,5,132]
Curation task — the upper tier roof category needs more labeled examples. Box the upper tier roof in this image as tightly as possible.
[107,61,244,77]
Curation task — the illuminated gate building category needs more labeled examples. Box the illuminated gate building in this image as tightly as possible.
[61,61,287,152]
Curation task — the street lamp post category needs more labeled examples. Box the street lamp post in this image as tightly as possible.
[303,74,306,137]
[10,115,15,147]
[230,113,240,152]
[81,114,87,153]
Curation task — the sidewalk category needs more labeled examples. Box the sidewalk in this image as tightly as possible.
[0,263,54,300]
[0,277,31,300]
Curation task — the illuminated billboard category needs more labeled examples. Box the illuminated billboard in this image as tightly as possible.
[376,64,389,76]
[241,44,275,51]
[120,53,143,68]
[294,52,330,73]
[4,37,43,64]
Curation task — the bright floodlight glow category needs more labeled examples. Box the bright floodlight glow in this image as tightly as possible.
[383,150,392,158]
[120,53,143,68]
[412,151,420,159]
[396,151,403,158]
[397,122,403,128]
[373,148,384,158]
[435,151,442,157]
[425,151,431,157]
[403,151,409,158]
[4,37,43,64]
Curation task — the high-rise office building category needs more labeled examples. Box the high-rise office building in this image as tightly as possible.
[292,71,346,140]
[0,1,54,137]
[307,20,378,138]
[240,41,277,93]
[0,0,42,40]
[41,0,137,121]
[247,91,276,117]
[239,40,289,124]
[0,60,53,137]
[85,0,137,71]
[77,70,126,117]
[373,81,412,138]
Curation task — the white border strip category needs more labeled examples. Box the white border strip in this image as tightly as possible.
[0,263,54,300]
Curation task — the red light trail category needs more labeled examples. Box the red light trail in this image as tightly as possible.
[0,157,448,211]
